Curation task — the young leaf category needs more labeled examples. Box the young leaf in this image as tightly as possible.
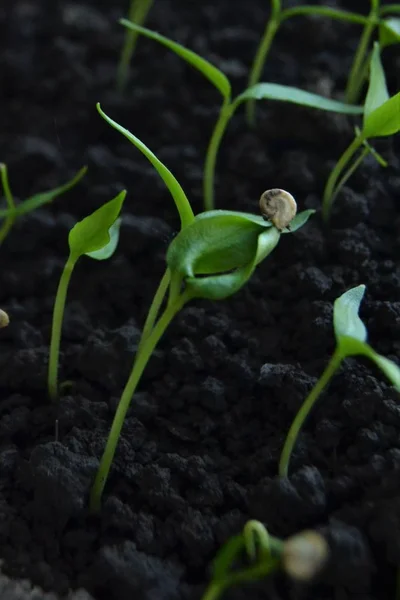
[119,20,231,101]
[0,166,88,218]
[68,190,126,259]
[96,103,194,229]
[364,43,389,121]
[281,209,315,233]
[363,91,400,138]
[333,285,367,345]
[86,217,122,260]
[379,18,400,48]
[234,83,364,115]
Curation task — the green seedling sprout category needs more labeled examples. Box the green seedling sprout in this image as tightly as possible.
[247,1,400,124]
[279,284,400,478]
[202,519,328,600]
[116,0,154,92]
[322,42,400,220]
[89,104,314,512]
[47,191,126,401]
[0,309,9,329]
[0,165,87,247]
[119,21,363,213]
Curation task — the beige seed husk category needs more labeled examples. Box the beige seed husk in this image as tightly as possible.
[0,309,9,328]
[282,530,329,581]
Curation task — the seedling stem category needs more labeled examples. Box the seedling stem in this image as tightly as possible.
[204,101,234,211]
[0,164,16,245]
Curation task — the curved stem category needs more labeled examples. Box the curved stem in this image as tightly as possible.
[246,1,281,127]
[281,6,370,26]
[0,164,16,246]
[203,101,234,212]
[48,256,76,401]
[90,289,191,512]
[345,1,380,103]
[322,135,364,221]
[140,268,171,343]
[279,349,342,478]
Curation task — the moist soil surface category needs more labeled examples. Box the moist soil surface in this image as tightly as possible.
[0,0,400,599]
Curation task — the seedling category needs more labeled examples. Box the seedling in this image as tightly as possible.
[119,21,363,212]
[279,285,400,478]
[322,42,400,220]
[246,0,400,124]
[89,104,314,512]
[116,0,154,92]
[0,309,9,328]
[47,191,126,401]
[0,165,87,247]
[201,519,328,600]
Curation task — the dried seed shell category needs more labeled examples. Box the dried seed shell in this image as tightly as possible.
[259,188,297,231]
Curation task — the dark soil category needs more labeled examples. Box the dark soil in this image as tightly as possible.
[0,0,400,599]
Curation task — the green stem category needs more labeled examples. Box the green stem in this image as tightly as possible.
[116,0,154,93]
[48,255,76,401]
[281,6,370,26]
[203,101,234,212]
[328,146,370,209]
[279,349,342,477]
[246,0,281,127]
[322,135,364,221]
[140,268,171,343]
[345,0,380,103]
[90,289,191,512]
[380,5,400,16]
[0,164,16,245]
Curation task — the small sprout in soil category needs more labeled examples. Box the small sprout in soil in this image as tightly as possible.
[116,0,154,92]
[118,21,363,212]
[282,530,329,582]
[247,0,400,123]
[0,164,87,247]
[89,104,315,512]
[0,309,9,328]
[322,42,400,220]
[47,191,126,401]
[202,520,327,600]
[259,188,297,231]
[279,284,400,477]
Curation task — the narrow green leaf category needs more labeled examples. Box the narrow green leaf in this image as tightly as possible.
[0,166,88,218]
[119,20,231,101]
[234,83,364,114]
[68,190,126,259]
[97,103,194,230]
[364,43,389,122]
[363,91,400,138]
[281,209,315,233]
[333,285,367,344]
[86,217,122,260]
[379,17,400,47]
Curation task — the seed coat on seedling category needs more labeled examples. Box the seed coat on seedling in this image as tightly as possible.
[282,530,329,581]
[259,188,297,231]
[0,309,9,328]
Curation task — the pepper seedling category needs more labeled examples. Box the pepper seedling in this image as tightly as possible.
[201,519,328,600]
[116,0,154,92]
[47,190,126,401]
[89,103,314,512]
[279,284,400,478]
[118,21,363,213]
[322,42,400,220]
[0,165,87,247]
[247,0,400,124]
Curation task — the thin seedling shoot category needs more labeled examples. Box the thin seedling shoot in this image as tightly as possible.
[246,0,400,124]
[201,519,328,600]
[279,284,400,478]
[0,165,87,247]
[322,42,400,220]
[89,103,315,512]
[119,21,364,213]
[47,191,126,401]
[116,0,154,92]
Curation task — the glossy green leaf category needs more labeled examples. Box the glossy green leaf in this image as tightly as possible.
[0,166,87,218]
[97,103,194,230]
[119,20,231,101]
[86,217,122,260]
[234,83,364,114]
[68,190,126,259]
[363,91,400,138]
[333,285,367,344]
[379,17,400,48]
[281,209,315,233]
[364,43,389,122]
